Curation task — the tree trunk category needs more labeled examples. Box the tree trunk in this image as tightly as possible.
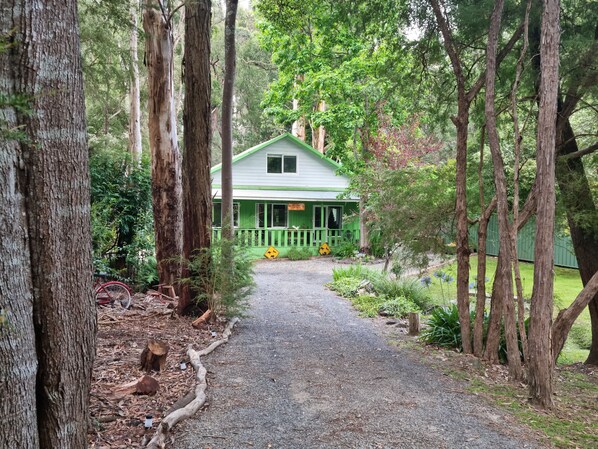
[0,5,39,446]
[1,0,96,446]
[429,0,472,354]
[483,0,522,379]
[311,100,326,152]
[292,75,306,141]
[180,0,213,314]
[527,0,560,408]
[221,0,238,240]
[129,0,143,164]
[454,102,472,354]
[555,117,598,365]
[484,255,506,364]
[143,0,183,288]
[473,198,496,357]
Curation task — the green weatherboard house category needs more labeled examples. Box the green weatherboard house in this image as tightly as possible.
[211,133,360,258]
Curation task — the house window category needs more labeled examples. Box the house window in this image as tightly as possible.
[256,203,288,228]
[213,202,239,228]
[314,205,342,229]
[267,155,296,174]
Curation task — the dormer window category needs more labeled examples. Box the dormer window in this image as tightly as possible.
[267,154,296,173]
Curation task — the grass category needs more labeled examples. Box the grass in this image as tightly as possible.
[466,370,598,449]
[421,256,588,363]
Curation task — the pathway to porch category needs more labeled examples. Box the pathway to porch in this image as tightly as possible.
[173,259,544,449]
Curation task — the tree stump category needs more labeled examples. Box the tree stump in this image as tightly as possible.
[408,312,420,336]
[140,340,169,372]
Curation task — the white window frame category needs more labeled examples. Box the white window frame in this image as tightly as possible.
[266,154,297,174]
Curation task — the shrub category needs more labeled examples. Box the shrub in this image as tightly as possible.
[370,277,433,311]
[351,294,382,317]
[332,264,383,283]
[183,239,255,318]
[327,276,362,298]
[421,305,463,349]
[286,247,312,260]
[332,240,359,259]
[379,296,421,318]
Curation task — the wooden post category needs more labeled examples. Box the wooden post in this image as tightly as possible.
[408,313,420,336]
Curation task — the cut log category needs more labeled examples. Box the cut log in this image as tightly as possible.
[191,309,213,329]
[111,375,160,398]
[408,313,420,336]
[140,340,169,372]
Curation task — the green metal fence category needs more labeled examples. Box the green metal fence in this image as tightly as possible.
[470,214,579,269]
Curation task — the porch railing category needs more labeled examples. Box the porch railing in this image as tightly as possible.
[212,228,359,249]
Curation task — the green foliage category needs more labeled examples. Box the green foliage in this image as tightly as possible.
[379,296,420,318]
[351,161,456,268]
[351,295,382,318]
[421,305,463,349]
[184,239,255,318]
[89,146,154,288]
[285,247,312,260]
[327,276,362,298]
[330,264,432,313]
[331,240,359,259]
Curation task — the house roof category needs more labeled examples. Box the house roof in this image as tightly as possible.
[211,132,342,174]
[210,133,358,202]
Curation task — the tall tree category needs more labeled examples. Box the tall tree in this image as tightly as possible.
[484,0,522,379]
[143,0,183,288]
[180,0,213,314]
[129,0,143,163]
[1,0,96,446]
[221,0,239,239]
[527,0,560,408]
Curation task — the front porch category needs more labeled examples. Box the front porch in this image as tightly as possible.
[213,227,360,258]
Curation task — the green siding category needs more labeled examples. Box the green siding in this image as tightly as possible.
[470,214,579,269]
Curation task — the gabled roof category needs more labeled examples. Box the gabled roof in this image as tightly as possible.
[211,132,341,174]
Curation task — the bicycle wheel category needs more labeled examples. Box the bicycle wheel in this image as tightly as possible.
[99,282,131,309]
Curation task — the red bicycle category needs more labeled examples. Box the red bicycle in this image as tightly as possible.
[94,273,132,310]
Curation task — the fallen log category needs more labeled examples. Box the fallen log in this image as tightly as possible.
[111,375,160,398]
[145,317,239,449]
[191,309,213,329]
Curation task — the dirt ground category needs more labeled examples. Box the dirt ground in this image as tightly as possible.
[88,294,226,448]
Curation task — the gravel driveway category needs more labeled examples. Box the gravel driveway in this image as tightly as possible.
[174,259,542,449]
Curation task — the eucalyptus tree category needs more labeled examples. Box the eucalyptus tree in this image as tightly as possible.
[143,0,183,288]
[1,0,95,446]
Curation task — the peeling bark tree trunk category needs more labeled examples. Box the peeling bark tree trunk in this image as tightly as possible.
[221,0,238,239]
[292,75,306,141]
[528,0,560,408]
[180,0,212,314]
[129,0,143,164]
[144,0,183,288]
[1,0,96,446]
[311,100,326,152]
[484,0,522,380]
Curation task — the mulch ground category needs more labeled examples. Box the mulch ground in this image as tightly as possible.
[88,294,225,449]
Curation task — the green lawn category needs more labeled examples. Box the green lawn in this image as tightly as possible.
[422,256,589,363]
